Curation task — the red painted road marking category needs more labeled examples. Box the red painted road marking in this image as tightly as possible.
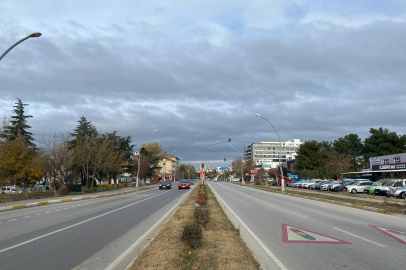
[282,224,352,244]
[370,225,406,244]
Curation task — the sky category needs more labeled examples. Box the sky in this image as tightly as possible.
[1,0,406,167]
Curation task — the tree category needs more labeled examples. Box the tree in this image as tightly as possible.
[333,134,364,171]
[364,127,406,161]
[325,150,352,180]
[68,116,98,193]
[103,131,134,189]
[0,135,43,196]
[294,140,332,178]
[1,98,35,146]
[38,132,74,195]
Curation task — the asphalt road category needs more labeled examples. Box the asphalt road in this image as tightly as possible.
[208,182,406,270]
[0,184,195,270]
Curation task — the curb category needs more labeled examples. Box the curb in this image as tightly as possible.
[257,187,388,214]
[0,185,158,212]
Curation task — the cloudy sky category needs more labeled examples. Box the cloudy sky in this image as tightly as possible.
[1,0,406,166]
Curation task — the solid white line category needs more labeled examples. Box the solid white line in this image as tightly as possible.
[333,227,387,247]
[105,186,196,270]
[0,190,172,254]
[210,184,287,270]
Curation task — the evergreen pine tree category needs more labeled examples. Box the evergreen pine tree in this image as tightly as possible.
[1,98,35,146]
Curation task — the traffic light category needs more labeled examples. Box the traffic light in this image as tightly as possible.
[224,158,226,162]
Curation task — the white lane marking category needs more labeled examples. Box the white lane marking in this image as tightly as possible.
[63,208,68,210]
[333,227,387,247]
[299,215,307,218]
[106,185,197,270]
[0,190,172,254]
[45,211,52,214]
[23,216,31,218]
[210,184,287,270]
[55,209,60,212]
[8,219,17,222]
[35,213,41,215]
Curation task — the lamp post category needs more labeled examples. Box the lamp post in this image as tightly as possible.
[201,139,231,184]
[222,156,227,181]
[1,32,42,61]
[230,145,245,186]
[136,130,158,188]
[255,114,285,192]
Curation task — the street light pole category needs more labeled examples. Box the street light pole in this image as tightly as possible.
[201,139,231,185]
[166,150,176,181]
[230,145,245,186]
[255,114,285,192]
[136,130,158,188]
[0,32,42,61]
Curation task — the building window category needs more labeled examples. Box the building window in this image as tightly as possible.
[383,159,389,164]
[394,157,401,163]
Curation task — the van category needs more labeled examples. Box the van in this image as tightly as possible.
[1,186,15,194]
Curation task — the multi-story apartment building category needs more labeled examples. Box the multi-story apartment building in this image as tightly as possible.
[244,139,302,169]
[158,154,179,181]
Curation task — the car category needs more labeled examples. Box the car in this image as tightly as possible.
[188,180,194,185]
[386,186,406,199]
[159,181,172,189]
[178,180,190,189]
[306,179,324,189]
[1,186,15,194]
[329,180,358,192]
[310,181,329,190]
[374,179,406,196]
[363,179,391,195]
[345,181,373,194]
[321,181,337,191]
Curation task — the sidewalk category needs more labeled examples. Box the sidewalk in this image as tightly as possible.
[0,184,158,212]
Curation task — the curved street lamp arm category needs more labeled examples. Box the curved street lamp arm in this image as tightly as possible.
[201,139,231,165]
[0,32,42,61]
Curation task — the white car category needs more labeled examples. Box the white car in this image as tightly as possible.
[321,181,339,191]
[375,179,406,196]
[1,186,15,194]
[346,181,373,194]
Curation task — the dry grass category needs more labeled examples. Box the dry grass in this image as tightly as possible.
[129,185,260,270]
[0,191,56,203]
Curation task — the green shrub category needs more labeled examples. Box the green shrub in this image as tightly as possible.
[182,225,203,248]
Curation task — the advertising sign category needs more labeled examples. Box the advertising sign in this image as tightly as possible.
[370,157,381,164]
[372,162,406,171]
[200,172,205,178]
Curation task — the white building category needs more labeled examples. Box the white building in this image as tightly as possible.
[244,139,302,169]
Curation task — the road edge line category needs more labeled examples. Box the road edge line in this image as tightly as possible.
[209,184,287,270]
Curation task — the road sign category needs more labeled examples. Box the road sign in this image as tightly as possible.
[282,224,352,244]
[370,225,406,244]
[200,172,205,178]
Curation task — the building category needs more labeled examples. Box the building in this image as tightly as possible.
[245,139,302,169]
[158,154,180,181]
[343,152,406,181]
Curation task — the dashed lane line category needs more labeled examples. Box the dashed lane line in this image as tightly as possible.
[333,227,387,248]
[0,189,172,254]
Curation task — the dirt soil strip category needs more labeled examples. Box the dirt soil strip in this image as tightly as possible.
[129,184,260,270]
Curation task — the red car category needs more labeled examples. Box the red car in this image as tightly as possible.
[178,180,190,189]
[188,180,193,185]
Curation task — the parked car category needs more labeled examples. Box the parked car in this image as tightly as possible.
[363,179,391,195]
[345,181,373,194]
[311,181,330,190]
[306,180,324,189]
[178,180,190,189]
[159,181,172,189]
[321,181,339,191]
[374,179,406,196]
[291,181,302,188]
[329,180,355,192]
[1,186,15,194]
[188,180,194,185]
[386,186,406,199]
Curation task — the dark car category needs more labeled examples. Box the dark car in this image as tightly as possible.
[159,181,172,189]
[178,180,190,189]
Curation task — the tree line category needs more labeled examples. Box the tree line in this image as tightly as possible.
[0,99,191,195]
[294,130,406,179]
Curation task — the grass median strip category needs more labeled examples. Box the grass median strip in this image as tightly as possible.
[129,184,260,270]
